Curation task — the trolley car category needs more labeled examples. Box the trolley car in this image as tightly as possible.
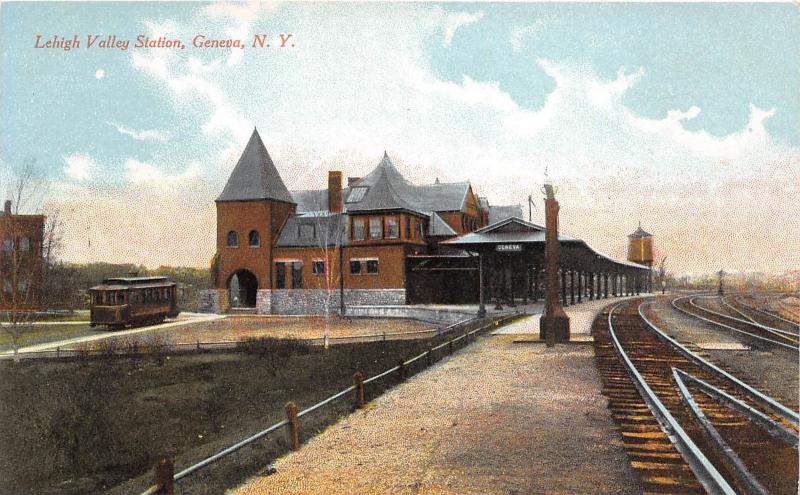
[89,276,179,329]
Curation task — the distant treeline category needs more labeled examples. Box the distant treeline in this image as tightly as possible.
[666,271,800,293]
[43,262,211,312]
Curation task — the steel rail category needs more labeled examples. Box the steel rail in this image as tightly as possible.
[671,296,798,352]
[688,296,799,345]
[672,368,798,448]
[720,296,799,338]
[642,301,799,426]
[725,295,800,332]
[606,303,736,495]
[671,368,769,495]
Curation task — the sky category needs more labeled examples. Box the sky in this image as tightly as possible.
[1,1,798,275]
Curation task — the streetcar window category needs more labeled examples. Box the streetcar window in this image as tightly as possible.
[117,293,124,304]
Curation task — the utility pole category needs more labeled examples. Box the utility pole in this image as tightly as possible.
[539,182,570,345]
[717,270,725,296]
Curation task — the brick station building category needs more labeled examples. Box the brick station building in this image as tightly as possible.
[201,129,649,315]
[0,200,45,311]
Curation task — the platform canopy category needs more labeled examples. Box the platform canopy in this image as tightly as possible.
[444,217,649,274]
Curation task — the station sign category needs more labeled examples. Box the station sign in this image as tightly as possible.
[496,244,522,252]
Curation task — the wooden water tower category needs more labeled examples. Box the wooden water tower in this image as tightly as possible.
[627,222,654,267]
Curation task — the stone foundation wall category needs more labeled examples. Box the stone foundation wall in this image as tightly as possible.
[201,288,413,316]
[198,289,228,313]
[247,289,406,315]
[343,289,406,307]
[268,289,342,316]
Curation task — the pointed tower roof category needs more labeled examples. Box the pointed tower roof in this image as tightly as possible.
[216,129,294,203]
[628,222,652,238]
[347,157,425,214]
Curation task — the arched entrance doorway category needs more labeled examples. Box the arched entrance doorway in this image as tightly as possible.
[228,269,258,308]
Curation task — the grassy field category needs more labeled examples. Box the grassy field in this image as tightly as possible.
[0,323,98,352]
[0,318,488,495]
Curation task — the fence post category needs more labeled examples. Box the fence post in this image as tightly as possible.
[398,359,406,381]
[426,348,433,367]
[448,340,454,355]
[285,402,300,451]
[154,456,174,495]
[353,371,365,409]
[56,347,60,358]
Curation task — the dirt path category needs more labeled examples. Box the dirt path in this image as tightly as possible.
[234,324,642,494]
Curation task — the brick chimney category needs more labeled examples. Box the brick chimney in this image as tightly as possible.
[328,171,343,213]
[3,200,10,215]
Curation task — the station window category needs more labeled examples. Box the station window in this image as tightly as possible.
[292,262,303,289]
[312,260,325,275]
[227,230,239,248]
[2,239,10,252]
[405,217,412,239]
[2,279,11,294]
[350,259,362,275]
[366,259,379,274]
[17,279,28,295]
[352,219,365,241]
[385,217,399,239]
[369,218,383,240]
[248,230,260,247]
[19,237,30,252]
[417,221,425,239]
[276,262,286,289]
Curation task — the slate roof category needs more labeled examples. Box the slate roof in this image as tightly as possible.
[487,204,524,224]
[217,129,294,203]
[275,213,348,247]
[344,152,470,214]
[428,212,457,237]
[346,160,427,214]
[291,189,328,213]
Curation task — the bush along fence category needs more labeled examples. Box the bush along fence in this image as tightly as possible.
[1,316,481,361]
[139,313,522,495]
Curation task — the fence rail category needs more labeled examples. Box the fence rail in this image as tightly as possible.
[139,313,519,495]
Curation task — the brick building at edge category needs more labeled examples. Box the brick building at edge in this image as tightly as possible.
[0,200,45,311]
[201,129,523,315]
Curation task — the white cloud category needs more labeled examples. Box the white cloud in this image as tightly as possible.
[63,153,96,181]
[510,20,544,52]
[108,121,170,141]
[124,158,201,187]
[442,11,483,47]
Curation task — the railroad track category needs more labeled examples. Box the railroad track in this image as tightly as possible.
[722,295,800,335]
[593,298,799,495]
[672,295,799,351]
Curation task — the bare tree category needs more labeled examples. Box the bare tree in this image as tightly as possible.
[1,161,57,361]
[657,256,667,294]
[308,210,345,349]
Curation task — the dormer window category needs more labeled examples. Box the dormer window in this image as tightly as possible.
[346,186,369,203]
[227,231,239,247]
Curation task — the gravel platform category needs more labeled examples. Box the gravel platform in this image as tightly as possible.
[233,333,643,495]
